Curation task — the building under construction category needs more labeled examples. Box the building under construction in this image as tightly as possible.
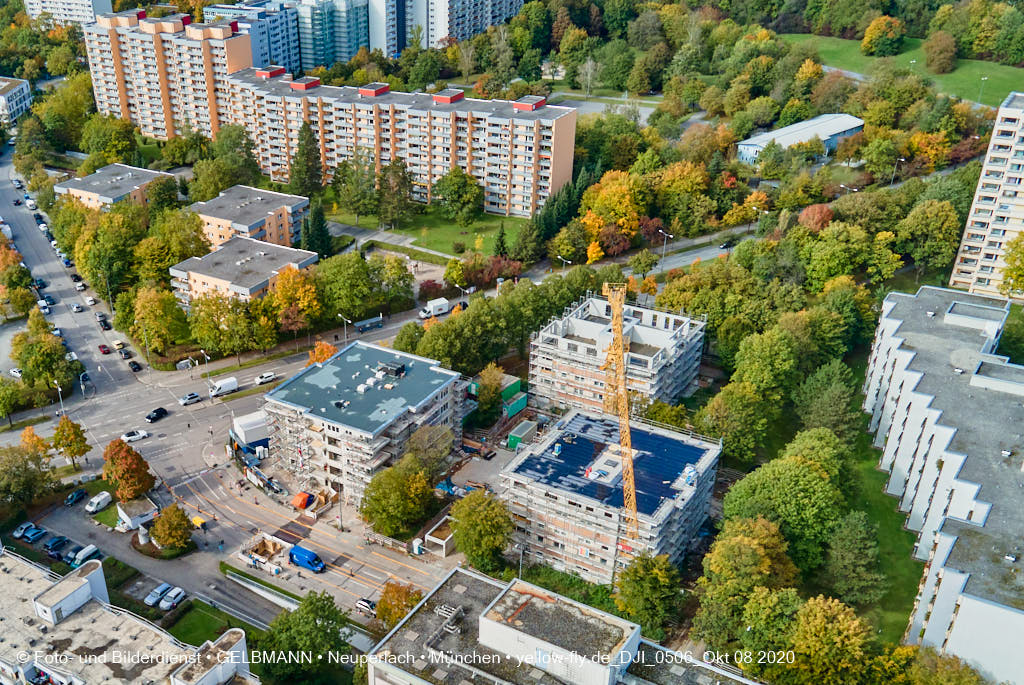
[528,296,706,413]
[500,410,721,585]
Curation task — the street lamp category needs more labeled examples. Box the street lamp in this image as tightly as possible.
[200,349,211,382]
[337,313,352,345]
[839,184,858,196]
[978,76,989,106]
[890,157,906,185]
[104,271,114,315]
[657,228,674,263]
[515,543,526,578]
[52,380,64,416]
[187,356,197,380]
[557,255,572,272]
[78,371,88,394]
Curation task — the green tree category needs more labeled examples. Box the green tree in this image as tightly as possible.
[788,595,872,683]
[10,311,76,390]
[101,438,156,501]
[360,455,434,536]
[627,248,659,277]
[8,287,37,317]
[1000,232,1024,296]
[824,511,886,606]
[0,445,54,507]
[432,167,483,227]
[290,121,323,198]
[376,581,423,629]
[188,293,253,362]
[370,253,415,310]
[449,490,513,572]
[376,159,415,230]
[723,456,845,571]
[316,252,376,320]
[134,209,210,285]
[474,362,504,426]
[408,50,441,91]
[443,258,467,287]
[51,416,89,470]
[132,286,188,357]
[862,137,899,180]
[792,360,861,442]
[80,114,137,165]
[146,176,179,212]
[0,378,19,427]
[693,381,768,464]
[861,15,906,56]
[924,30,957,73]
[150,503,194,550]
[189,157,236,202]
[614,552,682,639]
[732,327,800,402]
[393,321,425,352]
[895,199,961,277]
[260,591,350,683]
[739,587,804,669]
[332,149,378,226]
[210,124,260,185]
[301,201,331,258]
[492,223,508,258]
[45,44,77,76]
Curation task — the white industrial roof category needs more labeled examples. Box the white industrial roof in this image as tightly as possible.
[739,113,864,150]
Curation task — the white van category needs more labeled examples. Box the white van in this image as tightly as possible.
[72,544,99,568]
[85,491,111,513]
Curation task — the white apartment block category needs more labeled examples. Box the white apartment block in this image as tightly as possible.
[412,0,523,48]
[264,342,464,504]
[25,0,110,25]
[863,285,1024,683]
[0,551,252,685]
[529,296,705,413]
[501,410,720,585]
[950,92,1024,296]
[84,10,253,141]
[0,77,32,125]
[222,74,576,216]
[204,0,303,74]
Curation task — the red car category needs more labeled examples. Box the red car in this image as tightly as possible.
[98,344,111,354]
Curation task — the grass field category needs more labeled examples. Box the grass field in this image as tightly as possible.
[166,599,267,646]
[781,34,1024,107]
[324,198,526,256]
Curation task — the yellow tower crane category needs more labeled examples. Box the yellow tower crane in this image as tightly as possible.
[600,282,639,545]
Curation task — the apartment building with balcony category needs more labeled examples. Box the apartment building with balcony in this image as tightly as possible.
[529,296,706,413]
[368,566,762,685]
[264,342,463,504]
[501,411,720,585]
[0,77,32,124]
[53,163,174,209]
[950,92,1024,296]
[169,235,317,309]
[412,0,523,48]
[189,184,310,247]
[25,0,110,25]
[292,0,369,68]
[203,0,302,73]
[0,551,252,685]
[223,74,576,216]
[863,285,1024,683]
[84,9,253,141]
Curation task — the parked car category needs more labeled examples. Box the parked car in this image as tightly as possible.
[95,311,106,321]
[71,544,100,568]
[23,526,46,543]
[145,407,168,422]
[44,536,68,554]
[43,295,56,305]
[85,492,112,514]
[8,368,22,378]
[85,296,97,306]
[39,305,50,315]
[128,360,141,371]
[65,488,87,506]
[159,587,186,611]
[144,583,173,607]
[178,392,201,406]
[12,198,20,205]
[63,258,74,268]
[75,282,86,291]
[255,371,276,385]
[118,349,132,359]
[32,278,46,289]
[71,303,84,312]
[81,372,90,383]
[98,344,111,355]
[355,598,377,617]
[62,544,83,565]
[12,521,34,539]
[113,340,126,350]
[51,328,62,338]
[719,237,738,249]
[120,429,149,443]
[99,320,112,331]
[70,273,82,282]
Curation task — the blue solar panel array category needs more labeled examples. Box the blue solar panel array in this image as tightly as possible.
[512,414,710,516]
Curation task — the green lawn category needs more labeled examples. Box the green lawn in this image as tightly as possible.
[323,199,526,256]
[135,134,162,166]
[166,599,267,646]
[781,34,1024,107]
[0,415,49,435]
[996,303,1024,363]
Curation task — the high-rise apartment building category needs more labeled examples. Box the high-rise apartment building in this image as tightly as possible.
[529,296,706,413]
[189,184,310,246]
[222,74,575,216]
[203,0,302,74]
[25,0,110,25]
[0,77,32,124]
[950,91,1024,297]
[412,0,523,49]
[290,0,368,68]
[83,10,253,140]
[863,285,1024,683]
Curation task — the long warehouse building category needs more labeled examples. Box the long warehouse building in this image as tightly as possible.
[84,10,577,217]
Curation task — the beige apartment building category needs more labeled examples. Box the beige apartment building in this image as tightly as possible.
[169,235,317,309]
[950,91,1024,296]
[84,9,253,140]
[53,163,174,209]
[189,184,309,246]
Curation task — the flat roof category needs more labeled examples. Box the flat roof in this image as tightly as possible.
[0,553,192,683]
[265,342,460,436]
[54,163,172,202]
[1001,91,1024,110]
[170,235,317,292]
[879,286,1024,608]
[370,567,761,685]
[739,113,864,149]
[227,68,576,123]
[508,412,717,517]
[189,184,308,228]
[0,76,28,96]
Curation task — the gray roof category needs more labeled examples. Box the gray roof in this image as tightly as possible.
[265,342,459,436]
[54,164,173,203]
[169,235,317,294]
[0,76,28,96]
[880,286,1024,609]
[738,113,864,149]
[227,68,576,123]
[1001,91,1024,110]
[188,184,308,229]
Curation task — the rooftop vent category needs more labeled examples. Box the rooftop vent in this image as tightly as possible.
[1005,554,1018,563]
[927,311,936,317]
[954,368,965,375]
[356,384,367,393]
[1002,449,1013,457]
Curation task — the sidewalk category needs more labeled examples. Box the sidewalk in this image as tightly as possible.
[328,220,456,260]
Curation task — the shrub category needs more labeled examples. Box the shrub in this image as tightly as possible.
[452,241,466,254]
[924,31,957,74]
[861,16,905,56]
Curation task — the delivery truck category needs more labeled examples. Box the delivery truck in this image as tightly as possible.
[418,297,451,319]
[209,376,239,398]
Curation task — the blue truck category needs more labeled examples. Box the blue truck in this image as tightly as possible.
[289,545,326,573]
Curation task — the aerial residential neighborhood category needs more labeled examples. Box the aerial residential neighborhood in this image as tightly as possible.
[0,0,1022,683]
